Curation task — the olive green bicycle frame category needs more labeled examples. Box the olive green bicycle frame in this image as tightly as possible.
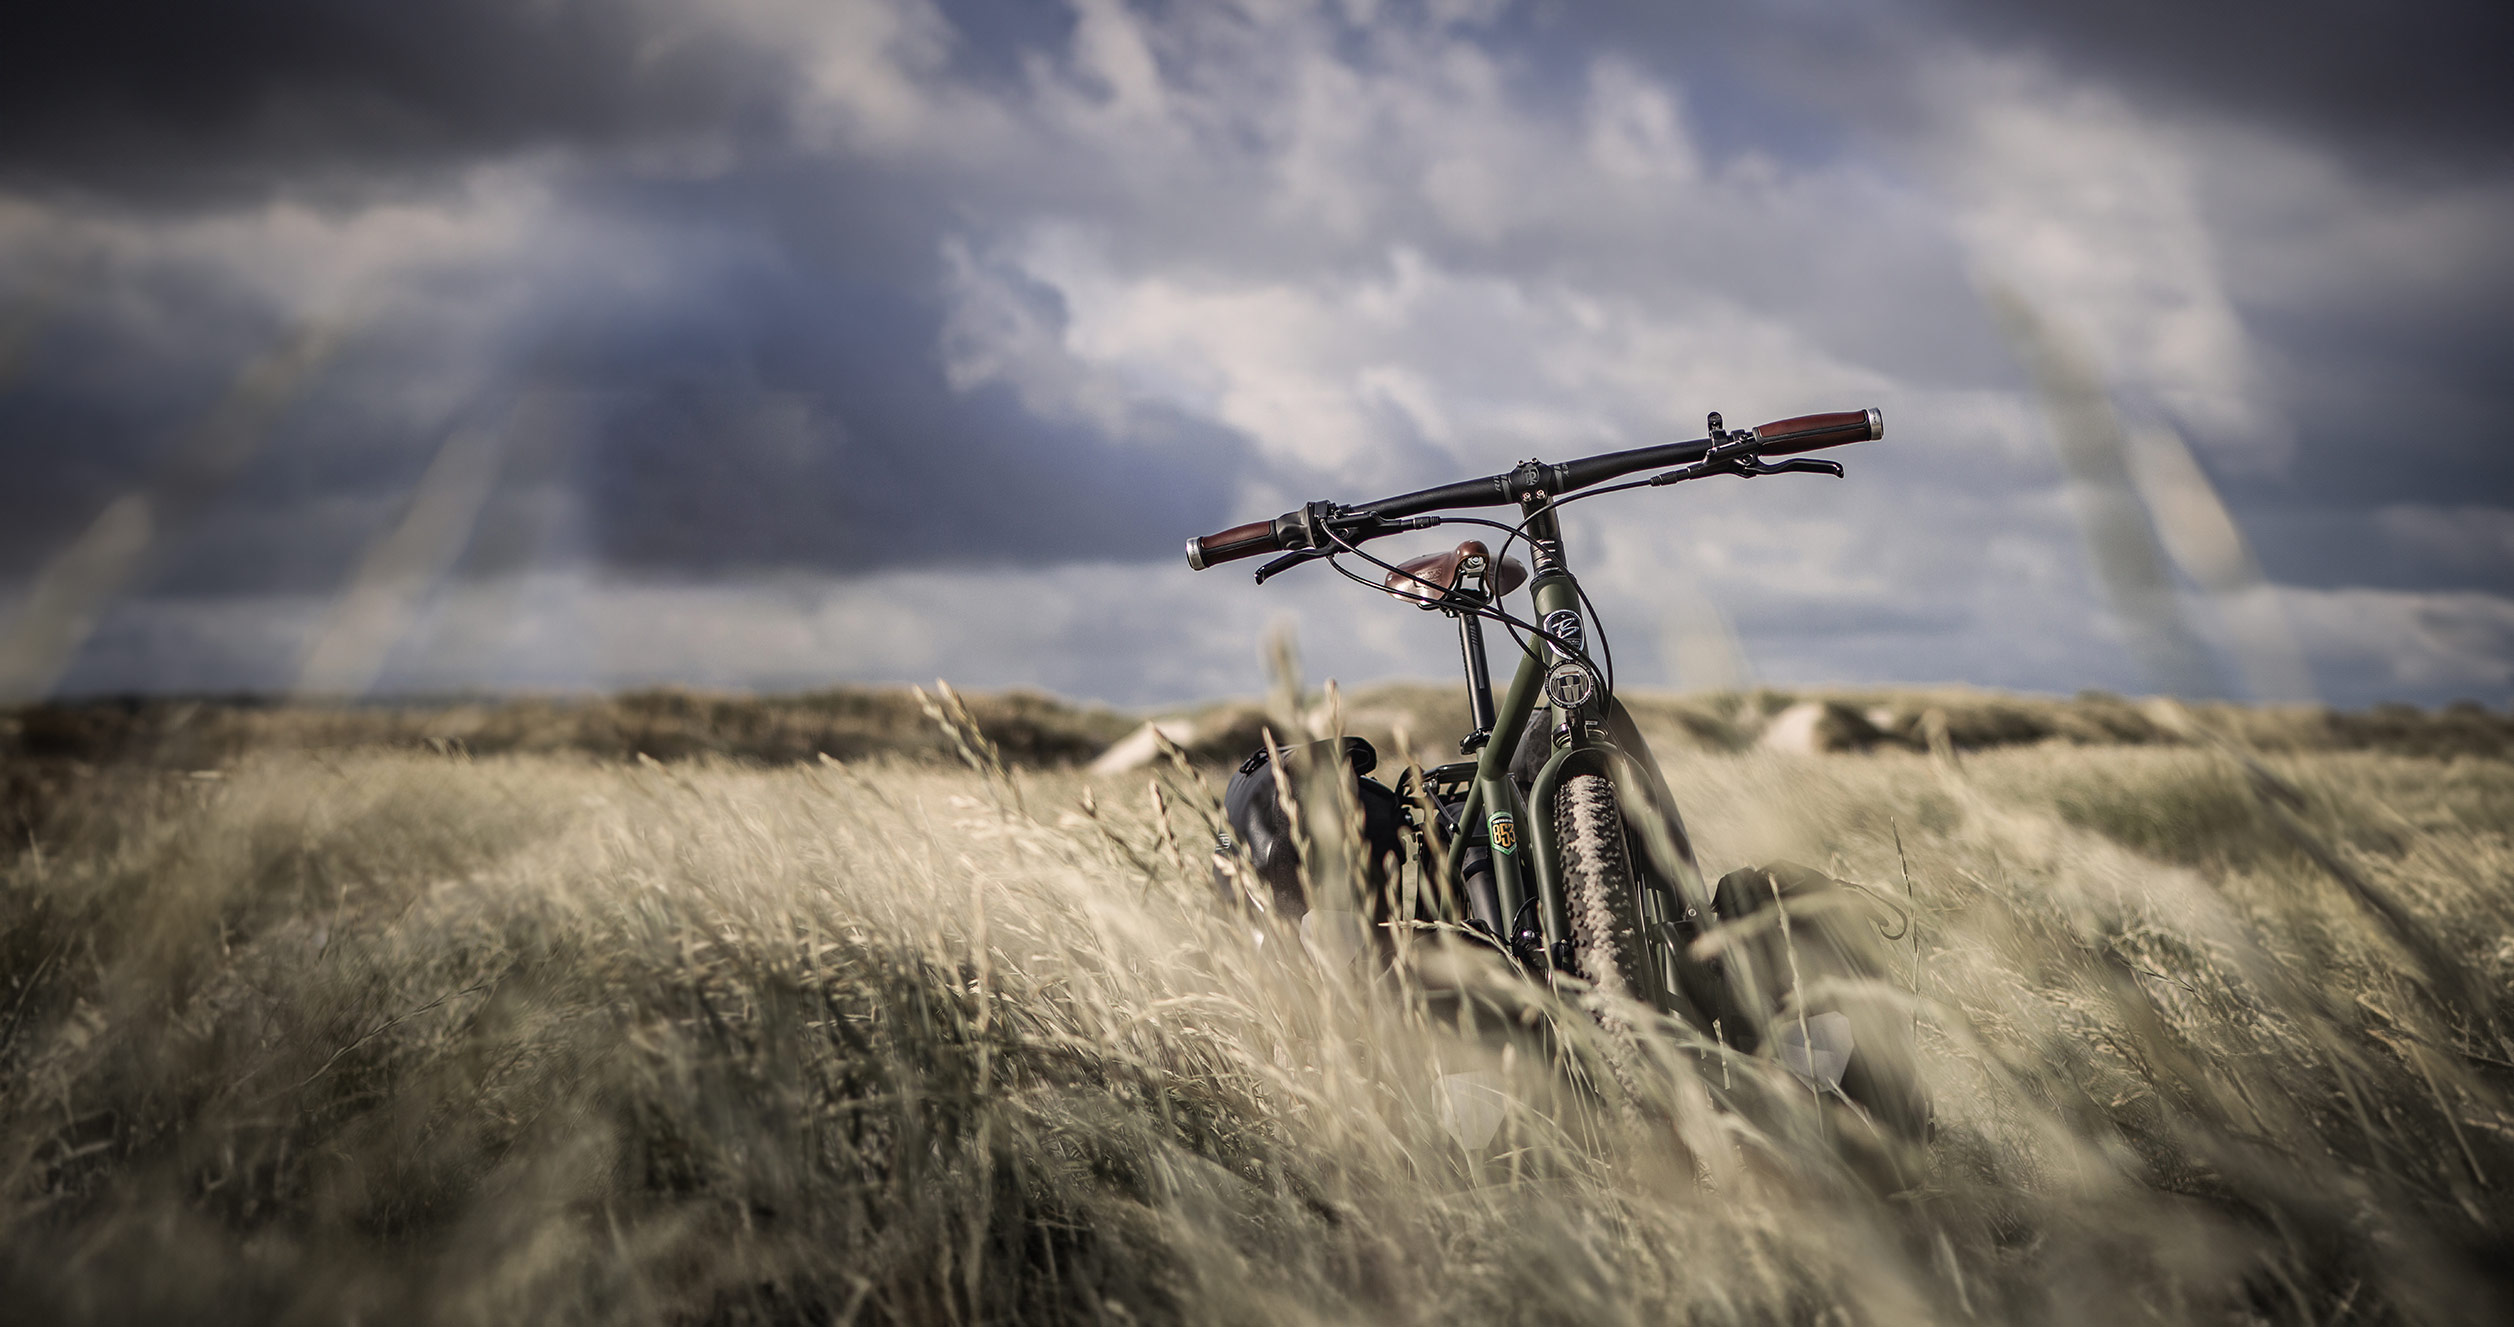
[1434,499,1712,1001]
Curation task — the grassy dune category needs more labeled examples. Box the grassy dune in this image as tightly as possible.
[1,693,2510,1324]
[4,682,2505,772]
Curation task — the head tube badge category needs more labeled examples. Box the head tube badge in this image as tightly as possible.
[1541,608,1583,659]
[1545,660,1595,709]
[1488,811,1517,855]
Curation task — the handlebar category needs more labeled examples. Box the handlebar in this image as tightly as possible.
[1185,406,1881,572]
[1182,519,1285,572]
[1743,409,1883,456]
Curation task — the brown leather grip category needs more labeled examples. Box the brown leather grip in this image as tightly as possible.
[1751,407,1883,455]
[1186,519,1286,571]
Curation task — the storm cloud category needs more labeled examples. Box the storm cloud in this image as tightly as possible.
[0,0,775,198]
[1924,0,2514,173]
[2,0,2507,708]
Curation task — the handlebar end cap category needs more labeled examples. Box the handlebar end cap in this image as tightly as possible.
[1184,538,1208,572]
[1864,406,1884,440]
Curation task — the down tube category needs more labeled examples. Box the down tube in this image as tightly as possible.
[1458,616,1551,952]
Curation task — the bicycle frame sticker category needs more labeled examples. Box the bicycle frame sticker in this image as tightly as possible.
[1488,811,1517,854]
[1541,608,1583,659]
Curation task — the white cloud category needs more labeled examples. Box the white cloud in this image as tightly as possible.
[0,160,739,448]
[916,6,2110,702]
[5,163,564,319]
[1920,48,2290,469]
[2282,587,2514,700]
[56,562,1443,707]
[1583,57,1702,188]
[741,0,1011,159]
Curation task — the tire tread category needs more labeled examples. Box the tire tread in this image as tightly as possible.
[1555,773,1647,1003]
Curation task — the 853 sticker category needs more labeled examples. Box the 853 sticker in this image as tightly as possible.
[1488,811,1517,854]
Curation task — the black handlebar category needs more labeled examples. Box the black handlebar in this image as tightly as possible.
[1186,406,1881,572]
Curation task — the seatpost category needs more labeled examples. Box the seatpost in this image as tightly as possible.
[1457,607,1496,753]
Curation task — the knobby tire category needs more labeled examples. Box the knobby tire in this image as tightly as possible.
[1554,773,1648,1005]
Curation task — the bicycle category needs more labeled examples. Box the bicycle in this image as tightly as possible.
[1187,407,1927,1139]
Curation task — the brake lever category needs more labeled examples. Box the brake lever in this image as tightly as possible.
[1754,456,1844,478]
[1647,454,1845,486]
[1251,512,1442,585]
[1254,548,1330,584]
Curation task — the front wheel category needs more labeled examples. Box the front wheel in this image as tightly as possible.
[1554,773,1649,1004]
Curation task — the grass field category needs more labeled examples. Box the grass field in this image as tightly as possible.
[1,687,2509,1325]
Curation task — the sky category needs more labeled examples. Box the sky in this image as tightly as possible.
[0,0,2508,711]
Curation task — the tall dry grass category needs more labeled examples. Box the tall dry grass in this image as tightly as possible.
[0,701,2508,1324]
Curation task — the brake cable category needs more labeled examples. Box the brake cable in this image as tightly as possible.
[1314,520,1548,647]
[1424,504,1616,703]
[1305,439,1820,704]
[1252,432,1845,745]
[1316,516,1612,705]
[1505,444,1843,695]
[1357,510,1616,699]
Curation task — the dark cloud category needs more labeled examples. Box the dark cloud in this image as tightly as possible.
[0,0,1107,206]
[2213,292,2514,595]
[0,0,1253,602]
[0,0,776,201]
[0,199,1253,602]
[2239,506,2503,598]
[569,278,1249,577]
[1573,1,2514,174]
[0,273,326,567]
[1922,0,2514,174]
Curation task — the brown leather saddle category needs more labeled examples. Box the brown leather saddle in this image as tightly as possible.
[1382,539,1527,606]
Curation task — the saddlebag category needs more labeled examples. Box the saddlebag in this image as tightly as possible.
[1215,736,1407,920]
